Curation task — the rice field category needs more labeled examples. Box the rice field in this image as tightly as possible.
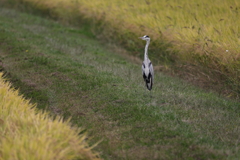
[17,0,240,54]
[19,0,240,53]
[79,0,240,52]
[1,6,240,159]
[4,0,240,96]
[0,73,100,160]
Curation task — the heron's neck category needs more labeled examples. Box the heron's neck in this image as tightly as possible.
[144,40,150,60]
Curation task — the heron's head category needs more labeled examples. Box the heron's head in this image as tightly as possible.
[139,35,150,41]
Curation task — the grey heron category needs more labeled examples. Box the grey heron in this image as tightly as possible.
[139,35,154,91]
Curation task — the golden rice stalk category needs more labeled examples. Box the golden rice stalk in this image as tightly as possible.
[0,73,101,160]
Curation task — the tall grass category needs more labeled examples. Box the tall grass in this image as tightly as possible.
[0,73,100,160]
[2,0,240,97]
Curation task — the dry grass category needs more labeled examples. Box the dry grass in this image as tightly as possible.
[0,73,100,160]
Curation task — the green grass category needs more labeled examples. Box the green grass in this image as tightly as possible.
[0,76,100,160]
[0,7,240,160]
[2,0,239,98]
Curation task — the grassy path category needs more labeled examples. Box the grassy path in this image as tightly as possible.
[0,7,240,160]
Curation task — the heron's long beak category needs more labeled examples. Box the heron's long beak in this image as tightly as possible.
[139,37,143,39]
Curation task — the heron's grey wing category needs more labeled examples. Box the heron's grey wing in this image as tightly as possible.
[149,61,154,83]
[142,62,145,75]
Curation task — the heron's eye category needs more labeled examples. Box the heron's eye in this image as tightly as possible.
[145,35,149,38]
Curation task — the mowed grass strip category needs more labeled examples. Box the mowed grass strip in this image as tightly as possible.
[0,73,101,160]
[2,0,240,98]
[0,7,240,160]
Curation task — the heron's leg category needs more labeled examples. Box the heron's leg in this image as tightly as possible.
[143,84,147,97]
[150,90,153,101]
[148,90,154,106]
